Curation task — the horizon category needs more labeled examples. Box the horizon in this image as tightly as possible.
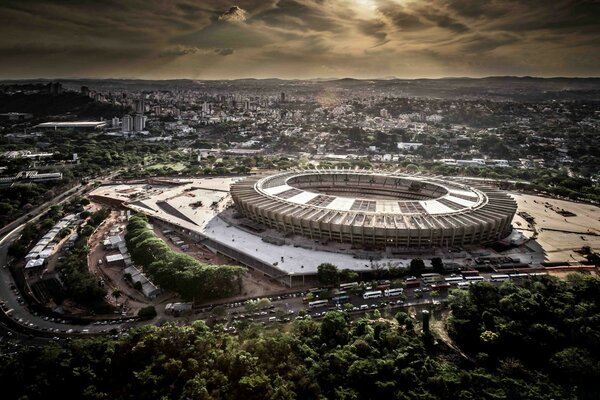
[2,75,600,82]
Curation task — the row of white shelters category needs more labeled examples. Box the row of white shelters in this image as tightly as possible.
[25,214,79,268]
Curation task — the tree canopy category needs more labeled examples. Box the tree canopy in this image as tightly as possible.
[125,214,246,301]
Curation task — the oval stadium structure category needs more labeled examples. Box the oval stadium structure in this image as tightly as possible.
[231,169,518,248]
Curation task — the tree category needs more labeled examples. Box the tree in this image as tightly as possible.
[317,263,340,286]
[138,305,157,320]
[431,257,444,274]
[211,305,226,319]
[339,268,359,283]
[409,258,425,274]
[320,311,348,346]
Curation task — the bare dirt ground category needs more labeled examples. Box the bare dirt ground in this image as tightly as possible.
[430,309,475,362]
[546,269,598,280]
[87,209,148,316]
[513,193,600,262]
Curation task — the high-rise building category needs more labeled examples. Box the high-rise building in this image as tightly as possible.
[133,114,146,132]
[47,82,63,96]
[135,99,145,114]
[202,102,210,113]
[280,92,286,102]
[122,115,132,132]
[80,86,90,96]
[380,108,389,118]
[111,117,120,128]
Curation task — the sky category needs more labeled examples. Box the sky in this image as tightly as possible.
[0,0,598,80]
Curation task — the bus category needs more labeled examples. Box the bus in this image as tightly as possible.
[331,294,350,304]
[308,299,329,309]
[384,288,404,297]
[405,280,421,289]
[529,272,547,277]
[421,273,443,284]
[457,281,473,289]
[363,290,383,300]
[490,274,510,282]
[465,275,485,281]
[431,283,451,291]
[445,276,464,285]
[339,282,358,291]
[509,273,528,280]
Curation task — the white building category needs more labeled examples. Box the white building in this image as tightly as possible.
[397,142,423,151]
[122,115,132,132]
[133,114,147,132]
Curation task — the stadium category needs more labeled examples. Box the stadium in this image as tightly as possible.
[231,169,518,249]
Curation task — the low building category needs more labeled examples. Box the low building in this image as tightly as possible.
[25,259,45,270]
[105,253,125,266]
[103,235,124,250]
[165,302,193,315]
[35,121,108,130]
[0,112,33,121]
[397,142,423,151]
[124,265,160,299]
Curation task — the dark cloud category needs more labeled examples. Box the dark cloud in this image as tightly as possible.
[0,0,597,78]
[215,47,235,56]
[459,33,521,53]
[251,0,346,33]
[420,9,469,33]
[358,19,388,43]
[159,45,199,57]
[175,21,278,49]
[377,2,428,31]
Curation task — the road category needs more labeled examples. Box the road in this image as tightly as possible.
[0,184,83,238]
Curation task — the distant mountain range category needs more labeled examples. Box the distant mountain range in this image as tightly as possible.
[2,76,599,101]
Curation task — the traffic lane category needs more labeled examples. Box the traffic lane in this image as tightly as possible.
[202,290,448,325]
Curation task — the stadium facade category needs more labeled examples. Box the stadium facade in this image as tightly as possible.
[231,169,517,248]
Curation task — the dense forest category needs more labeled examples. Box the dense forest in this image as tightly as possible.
[1,274,598,400]
[0,92,128,119]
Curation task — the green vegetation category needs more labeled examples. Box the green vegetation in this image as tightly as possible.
[0,306,571,400]
[448,274,600,397]
[55,208,111,312]
[0,130,175,226]
[0,92,127,119]
[125,214,245,301]
[137,305,157,320]
[409,258,426,274]
[317,262,340,286]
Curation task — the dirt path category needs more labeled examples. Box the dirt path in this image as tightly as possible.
[431,309,475,362]
[87,210,149,315]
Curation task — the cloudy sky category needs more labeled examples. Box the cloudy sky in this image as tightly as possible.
[0,0,598,79]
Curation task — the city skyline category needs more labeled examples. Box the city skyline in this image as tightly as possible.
[0,0,599,80]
